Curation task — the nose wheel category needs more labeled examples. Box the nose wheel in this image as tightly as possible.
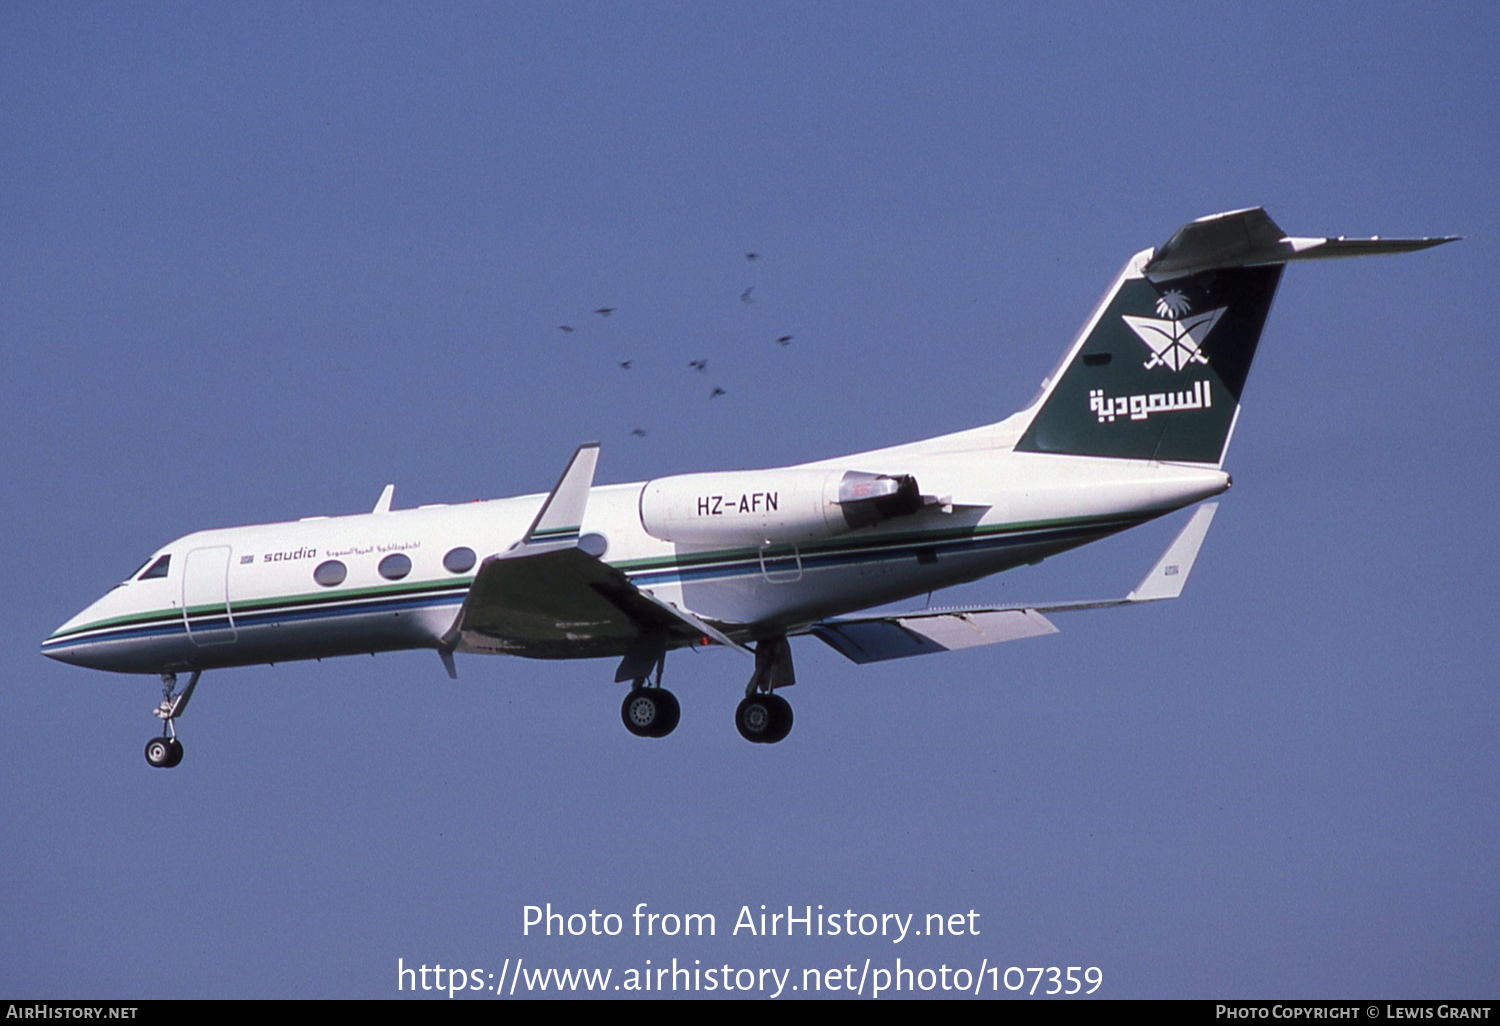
[145,670,200,768]
[145,736,184,768]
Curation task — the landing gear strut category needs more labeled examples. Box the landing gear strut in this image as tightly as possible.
[145,670,199,768]
[736,636,795,744]
[616,633,679,738]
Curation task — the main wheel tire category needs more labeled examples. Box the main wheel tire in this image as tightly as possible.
[145,737,174,768]
[163,738,184,767]
[649,688,680,738]
[762,693,793,744]
[622,688,678,738]
[736,693,792,744]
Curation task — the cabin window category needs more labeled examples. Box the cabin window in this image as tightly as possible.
[139,555,171,580]
[313,560,347,587]
[378,553,412,580]
[443,547,476,574]
[579,533,608,558]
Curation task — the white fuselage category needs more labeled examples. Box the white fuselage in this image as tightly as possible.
[42,410,1229,677]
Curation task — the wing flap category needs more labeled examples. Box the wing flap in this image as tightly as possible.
[813,609,1058,665]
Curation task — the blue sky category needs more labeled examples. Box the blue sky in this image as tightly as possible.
[2,2,1495,999]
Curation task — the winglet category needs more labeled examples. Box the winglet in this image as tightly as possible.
[1126,503,1217,602]
[522,443,600,546]
[373,484,395,514]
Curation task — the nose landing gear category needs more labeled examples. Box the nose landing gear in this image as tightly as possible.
[146,670,200,768]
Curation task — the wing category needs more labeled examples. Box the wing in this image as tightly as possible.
[449,545,746,661]
[810,503,1217,664]
[441,444,748,674]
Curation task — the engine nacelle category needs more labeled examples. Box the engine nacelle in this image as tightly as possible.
[638,468,923,546]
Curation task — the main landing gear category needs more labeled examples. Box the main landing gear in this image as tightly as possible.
[735,635,795,745]
[145,670,200,768]
[612,632,797,744]
[735,692,793,744]
[621,686,680,738]
[617,631,680,738]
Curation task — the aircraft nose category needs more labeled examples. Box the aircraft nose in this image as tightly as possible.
[41,636,82,665]
[41,594,118,669]
[42,612,89,665]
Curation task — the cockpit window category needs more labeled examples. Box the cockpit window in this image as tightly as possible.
[138,555,171,580]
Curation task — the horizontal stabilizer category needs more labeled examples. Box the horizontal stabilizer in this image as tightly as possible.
[1145,207,1458,280]
[809,503,1216,664]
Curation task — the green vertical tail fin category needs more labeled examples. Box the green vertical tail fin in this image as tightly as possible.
[1014,208,1456,466]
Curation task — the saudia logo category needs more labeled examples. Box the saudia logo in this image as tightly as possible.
[1090,380,1211,423]
[1088,289,1224,424]
[1122,289,1225,372]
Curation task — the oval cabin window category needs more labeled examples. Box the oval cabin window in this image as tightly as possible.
[378,553,412,580]
[443,547,476,574]
[313,560,347,587]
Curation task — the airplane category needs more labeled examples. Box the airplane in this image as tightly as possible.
[41,208,1456,766]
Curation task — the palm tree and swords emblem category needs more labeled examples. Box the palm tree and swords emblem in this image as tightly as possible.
[1122,289,1226,371]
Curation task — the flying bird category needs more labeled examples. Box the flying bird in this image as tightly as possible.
[688,359,708,372]
[630,427,647,438]
[557,325,575,333]
[745,252,758,261]
[594,307,616,317]
[740,287,754,303]
[775,336,793,346]
[618,361,633,370]
[710,386,727,399]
